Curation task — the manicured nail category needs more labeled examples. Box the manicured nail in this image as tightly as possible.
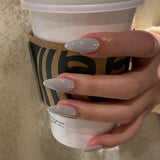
[43,78,75,92]
[83,145,103,153]
[65,38,100,53]
[47,105,77,117]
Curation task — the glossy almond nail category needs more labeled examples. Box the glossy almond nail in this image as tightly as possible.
[83,145,103,153]
[43,78,75,92]
[47,105,77,118]
[65,38,100,53]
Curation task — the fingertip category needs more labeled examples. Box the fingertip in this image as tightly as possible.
[58,72,73,78]
[149,32,160,53]
[87,135,116,148]
[81,32,101,39]
[57,73,78,82]
[57,99,68,105]
[86,136,102,147]
[57,99,76,106]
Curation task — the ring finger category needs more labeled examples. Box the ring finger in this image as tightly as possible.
[47,84,158,124]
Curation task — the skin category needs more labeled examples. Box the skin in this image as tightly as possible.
[57,30,160,148]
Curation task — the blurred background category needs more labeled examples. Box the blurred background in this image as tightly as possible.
[0,0,160,160]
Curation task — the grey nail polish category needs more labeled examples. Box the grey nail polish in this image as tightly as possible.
[43,78,75,91]
[83,145,103,153]
[65,38,100,53]
[47,105,77,117]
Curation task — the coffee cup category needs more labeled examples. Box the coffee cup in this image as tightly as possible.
[22,0,144,149]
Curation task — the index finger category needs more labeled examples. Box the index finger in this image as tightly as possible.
[84,30,160,58]
[65,30,159,58]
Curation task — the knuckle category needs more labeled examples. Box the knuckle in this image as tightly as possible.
[87,77,96,95]
[120,108,135,124]
[140,31,157,57]
[78,106,94,121]
[147,33,159,57]
[124,78,141,100]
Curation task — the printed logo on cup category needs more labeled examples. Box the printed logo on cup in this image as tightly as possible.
[29,35,130,107]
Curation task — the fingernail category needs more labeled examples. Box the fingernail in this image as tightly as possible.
[43,78,75,92]
[47,105,77,117]
[65,38,100,53]
[83,145,103,153]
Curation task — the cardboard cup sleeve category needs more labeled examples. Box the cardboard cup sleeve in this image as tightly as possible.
[29,34,130,107]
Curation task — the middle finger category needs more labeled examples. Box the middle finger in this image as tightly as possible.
[44,65,158,100]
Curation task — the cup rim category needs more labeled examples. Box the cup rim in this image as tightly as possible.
[21,0,144,13]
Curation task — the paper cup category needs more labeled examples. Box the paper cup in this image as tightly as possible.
[22,0,144,42]
[22,0,144,149]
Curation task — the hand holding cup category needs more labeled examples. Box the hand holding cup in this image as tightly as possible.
[44,30,160,152]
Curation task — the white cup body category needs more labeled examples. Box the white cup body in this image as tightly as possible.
[23,0,143,149]
[36,8,135,149]
[49,112,115,149]
[30,8,136,43]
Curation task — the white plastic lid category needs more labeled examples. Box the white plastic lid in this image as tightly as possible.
[22,0,128,5]
[21,0,144,13]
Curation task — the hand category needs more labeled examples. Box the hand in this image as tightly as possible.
[44,30,160,151]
